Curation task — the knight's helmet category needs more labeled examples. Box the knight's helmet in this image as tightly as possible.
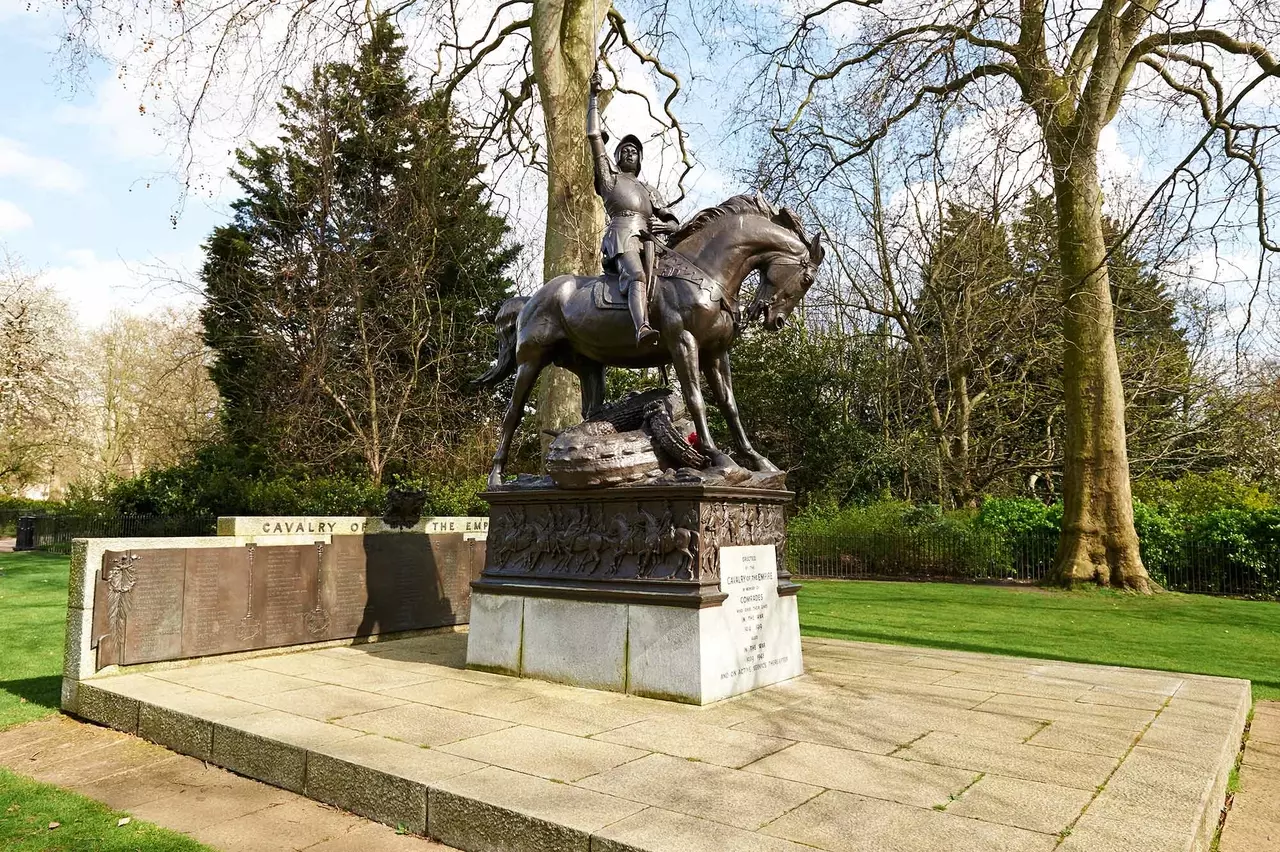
[614,134,643,174]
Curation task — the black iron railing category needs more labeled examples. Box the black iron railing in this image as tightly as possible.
[786,527,1280,600]
[16,514,218,554]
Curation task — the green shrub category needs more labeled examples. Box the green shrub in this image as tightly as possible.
[789,489,1280,596]
[975,497,1058,538]
[1134,470,1273,516]
[62,442,490,519]
[0,497,58,535]
[1132,499,1182,586]
[789,500,1012,579]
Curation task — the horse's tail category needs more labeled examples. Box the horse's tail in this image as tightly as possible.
[471,296,529,389]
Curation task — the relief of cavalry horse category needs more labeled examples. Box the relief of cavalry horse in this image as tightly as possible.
[473,193,825,489]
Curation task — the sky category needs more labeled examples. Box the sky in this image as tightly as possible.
[0,7,228,327]
[1,0,1276,357]
[0,0,745,330]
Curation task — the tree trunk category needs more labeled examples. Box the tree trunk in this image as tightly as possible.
[531,0,607,458]
[1046,140,1153,593]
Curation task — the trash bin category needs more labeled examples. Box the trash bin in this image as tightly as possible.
[14,516,36,551]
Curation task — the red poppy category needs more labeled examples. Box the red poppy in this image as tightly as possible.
[687,431,699,447]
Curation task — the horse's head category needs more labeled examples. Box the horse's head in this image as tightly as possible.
[666,193,825,329]
[748,206,825,331]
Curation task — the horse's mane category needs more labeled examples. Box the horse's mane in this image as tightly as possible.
[667,193,807,247]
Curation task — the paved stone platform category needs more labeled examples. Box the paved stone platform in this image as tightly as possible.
[65,633,1249,852]
[0,714,454,850]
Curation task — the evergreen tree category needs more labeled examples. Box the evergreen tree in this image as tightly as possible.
[201,18,518,483]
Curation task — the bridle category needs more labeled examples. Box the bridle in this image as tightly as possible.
[746,252,814,326]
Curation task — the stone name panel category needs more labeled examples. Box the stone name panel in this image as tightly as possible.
[92,535,486,668]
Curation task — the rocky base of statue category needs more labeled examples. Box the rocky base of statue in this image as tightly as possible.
[518,388,787,491]
[466,484,803,703]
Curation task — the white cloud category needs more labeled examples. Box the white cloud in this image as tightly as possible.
[0,137,85,193]
[0,199,33,231]
[42,248,204,329]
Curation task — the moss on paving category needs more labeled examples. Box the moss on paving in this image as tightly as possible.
[0,767,210,851]
[799,579,1280,700]
[0,552,211,851]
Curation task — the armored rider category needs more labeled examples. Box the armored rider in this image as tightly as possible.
[587,69,679,346]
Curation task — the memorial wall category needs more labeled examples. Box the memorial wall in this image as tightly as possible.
[63,517,488,711]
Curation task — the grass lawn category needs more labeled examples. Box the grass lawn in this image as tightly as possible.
[0,551,211,851]
[0,551,71,729]
[799,579,1280,701]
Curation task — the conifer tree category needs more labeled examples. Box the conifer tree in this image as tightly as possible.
[202,17,518,483]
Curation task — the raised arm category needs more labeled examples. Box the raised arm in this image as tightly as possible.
[587,71,613,197]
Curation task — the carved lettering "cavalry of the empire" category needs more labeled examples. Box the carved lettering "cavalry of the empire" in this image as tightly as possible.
[261,520,363,535]
[257,518,490,535]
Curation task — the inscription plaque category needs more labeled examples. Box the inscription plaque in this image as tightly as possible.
[91,531,476,670]
[322,536,371,637]
[95,549,187,667]
[713,545,802,692]
[363,535,462,633]
[181,547,252,657]
[260,544,320,647]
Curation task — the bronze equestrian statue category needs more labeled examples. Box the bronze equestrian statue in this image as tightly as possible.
[474,188,824,489]
[587,70,680,346]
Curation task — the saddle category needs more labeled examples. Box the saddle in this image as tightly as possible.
[592,249,728,312]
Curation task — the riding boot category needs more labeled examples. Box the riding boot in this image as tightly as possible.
[628,277,658,345]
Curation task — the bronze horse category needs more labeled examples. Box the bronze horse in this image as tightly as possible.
[474,193,824,488]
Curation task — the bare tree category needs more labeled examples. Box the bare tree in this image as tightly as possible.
[0,250,82,496]
[806,146,1064,507]
[76,309,220,481]
[756,0,1280,591]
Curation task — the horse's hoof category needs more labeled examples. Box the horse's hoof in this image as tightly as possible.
[750,455,782,473]
[487,472,504,489]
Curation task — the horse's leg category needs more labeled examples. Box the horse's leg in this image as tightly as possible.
[488,358,545,488]
[576,359,606,419]
[667,330,734,470]
[704,351,780,472]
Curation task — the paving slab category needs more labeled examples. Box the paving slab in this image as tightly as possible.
[335,702,513,746]
[64,632,1248,852]
[577,751,822,830]
[436,724,646,782]
[743,741,977,809]
[429,765,645,852]
[760,789,1058,852]
[252,684,407,722]
[592,717,793,768]
[899,730,1122,790]
[593,807,814,851]
[945,773,1094,835]
[1026,719,1139,757]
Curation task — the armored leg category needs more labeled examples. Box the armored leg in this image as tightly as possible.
[618,252,658,346]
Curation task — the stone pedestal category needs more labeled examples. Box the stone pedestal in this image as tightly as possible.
[466,486,803,704]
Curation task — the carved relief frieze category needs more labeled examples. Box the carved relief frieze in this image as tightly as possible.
[483,489,789,589]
